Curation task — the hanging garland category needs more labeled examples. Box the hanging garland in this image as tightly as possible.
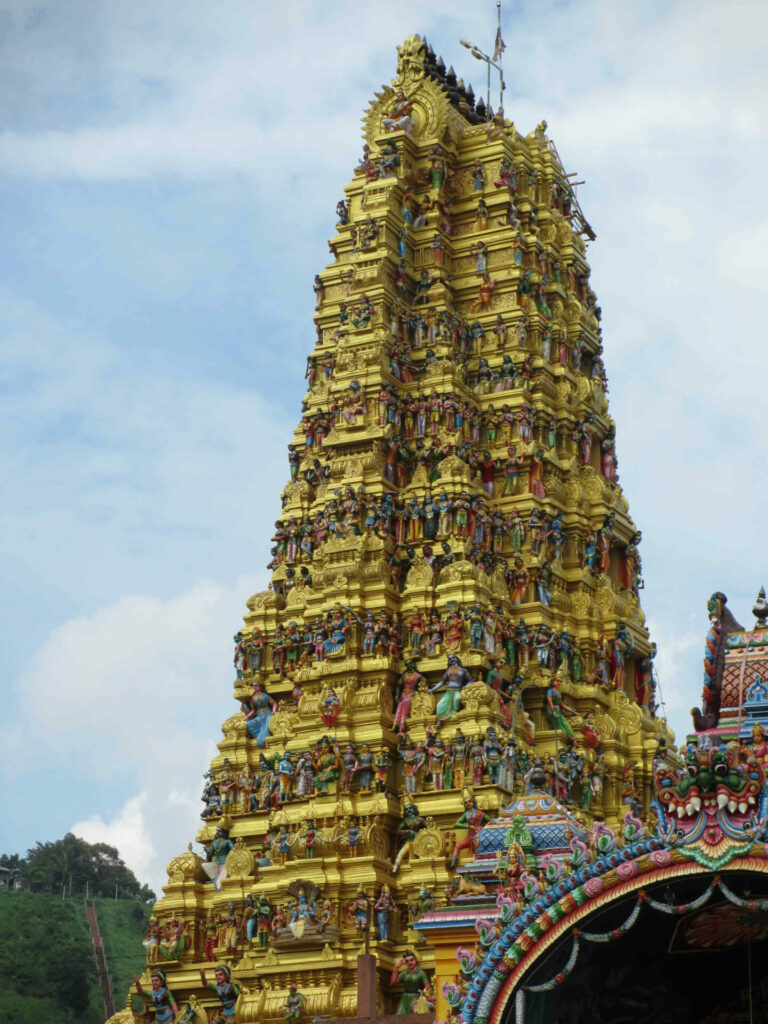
[719,879,768,911]
[579,898,643,942]
[514,897,644,1021]
[524,935,581,992]
[466,860,768,1024]
[646,883,714,915]
[515,882,717,1012]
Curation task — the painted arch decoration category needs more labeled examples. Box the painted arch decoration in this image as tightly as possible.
[446,757,768,1024]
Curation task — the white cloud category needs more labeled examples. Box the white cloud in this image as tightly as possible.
[716,221,768,293]
[0,287,292,612]
[73,795,156,883]
[644,203,691,244]
[0,121,268,181]
[645,617,702,743]
[6,575,265,890]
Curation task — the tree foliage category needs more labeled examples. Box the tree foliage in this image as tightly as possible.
[6,834,155,901]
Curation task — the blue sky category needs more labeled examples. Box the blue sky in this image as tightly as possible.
[1,0,767,891]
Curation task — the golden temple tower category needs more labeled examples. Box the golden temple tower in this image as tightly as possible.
[113,34,672,1024]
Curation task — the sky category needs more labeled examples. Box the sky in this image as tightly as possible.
[1,0,767,894]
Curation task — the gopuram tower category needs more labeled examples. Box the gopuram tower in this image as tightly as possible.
[113,35,673,1024]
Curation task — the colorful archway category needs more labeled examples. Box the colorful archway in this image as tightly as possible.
[492,861,768,1023]
[442,752,768,1024]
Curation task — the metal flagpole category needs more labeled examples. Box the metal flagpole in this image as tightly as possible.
[494,1,506,114]
[460,2,506,121]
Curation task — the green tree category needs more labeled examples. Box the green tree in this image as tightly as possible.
[23,834,90,894]
[15,834,155,901]
[87,840,155,900]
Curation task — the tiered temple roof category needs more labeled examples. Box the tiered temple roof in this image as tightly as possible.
[692,588,768,743]
[112,34,673,1024]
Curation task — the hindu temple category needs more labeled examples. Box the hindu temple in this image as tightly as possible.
[108,33,768,1024]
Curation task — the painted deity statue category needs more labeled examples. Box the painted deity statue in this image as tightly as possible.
[545,677,574,739]
[282,983,305,1023]
[199,965,240,1022]
[392,798,426,873]
[202,827,235,890]
[430,655,473,720]
[390,951,431,1014]
[449,792,489,868]
[393,660,425,733]
[243,682,277,746]
[382,90,414,133]
[134,969,179,1023]
[374,884,397,941]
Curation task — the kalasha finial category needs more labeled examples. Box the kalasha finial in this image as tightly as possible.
[753,587,768,627]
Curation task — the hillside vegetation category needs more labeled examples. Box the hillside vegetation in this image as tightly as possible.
[97,896,153,1011]
[0,891,150,1023]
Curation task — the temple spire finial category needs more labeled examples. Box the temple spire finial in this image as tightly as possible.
[754,586,768,627]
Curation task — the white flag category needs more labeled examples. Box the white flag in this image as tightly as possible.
[493,27,506,61]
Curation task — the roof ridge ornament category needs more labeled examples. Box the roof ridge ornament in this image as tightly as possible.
[753,586,768,628]
[395,34,428,88]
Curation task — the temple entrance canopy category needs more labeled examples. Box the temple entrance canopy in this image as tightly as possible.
[506,869,768,1024]
[427,730,768,1024]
